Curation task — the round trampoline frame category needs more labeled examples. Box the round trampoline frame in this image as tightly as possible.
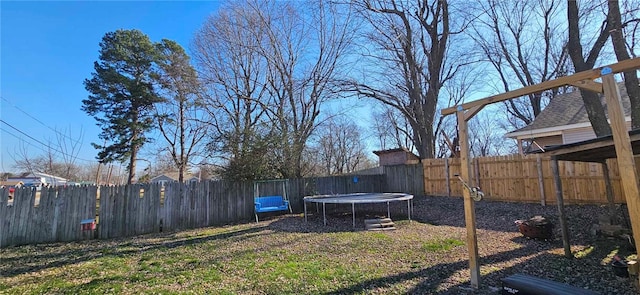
[303,193,414,227]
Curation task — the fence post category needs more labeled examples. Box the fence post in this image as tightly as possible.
[445,158,450,197]
[536,155,546,206]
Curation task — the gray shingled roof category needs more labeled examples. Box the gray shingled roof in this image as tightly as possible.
[513,83,631,133]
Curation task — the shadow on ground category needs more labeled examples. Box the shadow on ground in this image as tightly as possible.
[0,225,270,278]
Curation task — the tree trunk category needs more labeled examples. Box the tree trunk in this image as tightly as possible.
[179,96,185,184]
[579,88,613,136]
[608,0,640,129]
[128,131,138,185]
[567,0,612,137]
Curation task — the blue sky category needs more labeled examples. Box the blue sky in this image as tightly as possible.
[1,1,221,173]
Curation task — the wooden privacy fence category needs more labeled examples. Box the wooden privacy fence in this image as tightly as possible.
[383,164,424,196]
[3,158,622,248]
[0,174,386,247]
[0,186,96,247]
[98,181,256,239]
[422,155,626,204]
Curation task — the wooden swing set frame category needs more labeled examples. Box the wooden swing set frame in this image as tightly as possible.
[441,57,640,288]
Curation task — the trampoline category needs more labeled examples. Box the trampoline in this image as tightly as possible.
[303,193,414,227]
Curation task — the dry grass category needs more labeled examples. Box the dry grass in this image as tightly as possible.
[0,196,637,294]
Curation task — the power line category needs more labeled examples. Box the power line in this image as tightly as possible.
[0,96,84,144]
[0,119,95,163]
[1,127,61,156]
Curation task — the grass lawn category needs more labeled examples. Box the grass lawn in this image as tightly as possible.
[1,221,463,294]
[0,196,637,294]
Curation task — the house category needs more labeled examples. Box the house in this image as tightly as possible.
[0,181,22,201]
[8,172,68,188]
[0,180,23,188]
[149,172,200,186]
[373,147,421,166]
[505,83,633,154]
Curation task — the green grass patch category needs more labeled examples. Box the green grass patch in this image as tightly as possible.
[422,238,465,252]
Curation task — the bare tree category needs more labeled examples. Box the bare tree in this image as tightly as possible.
[472,0,570,128]
[193,0,276,180]
[155,39,207,183]
[78,163,122,184]
[371,105,415,151]
[12,127,84,180]
[194,0,355,179]
[567,0,612,136]
[435,63,480,157]
[343,0,472,159]
[257,0,355,178]
[468,112,513,157]
[313,117,371,175]
[608,0,640,129]
[54,126,84,180]
[620,1,640,58]
[148,152,178,175]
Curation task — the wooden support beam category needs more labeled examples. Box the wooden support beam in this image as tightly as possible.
[602,72,640,285]
[441,130,458,158]
[465,105,484,121]
[568,79,603,93]
[457,110,480,288]
[601,161,618,224]
[441,58,640,115]
[551,157,572,257]
[536,154,546,206]
[517,139,524,156]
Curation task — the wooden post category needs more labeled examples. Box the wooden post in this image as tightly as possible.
[551,157,572,257]
[457,109,480,288]
[517,138,524,155]
[602,72,640,276]
[601,161,618,224]
[445,158,450,197]
[536,155,546,206]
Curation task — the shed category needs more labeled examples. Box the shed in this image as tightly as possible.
[373,148,420,166]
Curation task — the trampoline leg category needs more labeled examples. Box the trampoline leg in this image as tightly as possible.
[407,200,411,222]
[352,203,355,228]
[387,202,390,218]
[304,201,307,223]
[255,213,259,223]
[323,202,326,226]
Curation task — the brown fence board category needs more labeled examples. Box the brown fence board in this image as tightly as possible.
[420,155,628,204]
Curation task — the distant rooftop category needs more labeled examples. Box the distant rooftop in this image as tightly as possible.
[510,83,631,134]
